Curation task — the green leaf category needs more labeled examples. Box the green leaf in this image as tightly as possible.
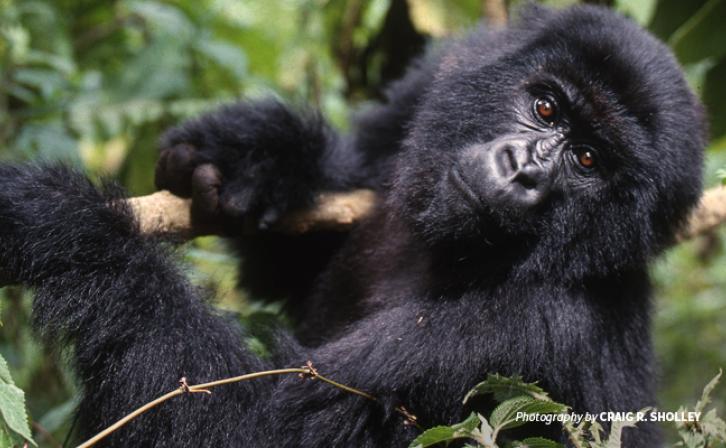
[703,60,726,138]
[675,430,705,448]
[648,0,708,40]
[13,123,80,162]
[464,374,551,404]
[13,68,66,100]
[700,408,726,440]
[0,423,19,448]
[518,437,565,448]
[408,412,481,448]
[604,419,638,448]
[195,38,247,79]
[0,357,12,385]
[116,39,191,100]
[615,0,657,25]
[489,396,568,431]
[588,420,604,444]
[669,0,726,65]
[126,1,195,39]
[695,369,722,413]
[490,396,535,430]
[0,384,36,446]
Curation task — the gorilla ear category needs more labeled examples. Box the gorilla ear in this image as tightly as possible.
[511,2,556,28]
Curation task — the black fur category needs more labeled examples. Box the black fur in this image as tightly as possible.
[0,5,706,447]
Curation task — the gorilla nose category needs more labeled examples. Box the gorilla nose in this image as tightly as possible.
[492,141,552,207]
[489,139,552,211]
[513,164,547,191]
[457,139,554,212]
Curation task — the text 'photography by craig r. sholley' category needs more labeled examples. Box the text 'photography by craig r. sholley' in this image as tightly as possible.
[516,411,704,426]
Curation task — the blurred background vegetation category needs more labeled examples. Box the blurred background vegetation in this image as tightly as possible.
[0,0,724,445]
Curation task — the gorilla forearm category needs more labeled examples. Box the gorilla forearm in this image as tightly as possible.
[0,165,267,445]
[155,60,434,221]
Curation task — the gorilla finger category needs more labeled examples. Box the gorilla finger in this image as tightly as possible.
[191,164,223,216]
[155,143,198,196]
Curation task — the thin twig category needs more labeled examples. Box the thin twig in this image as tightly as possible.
[76,368,306,448]
[75,363,419,448]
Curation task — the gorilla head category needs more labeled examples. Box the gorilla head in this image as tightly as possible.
[392,5,706,280]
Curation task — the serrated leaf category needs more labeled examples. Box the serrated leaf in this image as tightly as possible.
[695,369,722,413]
[490,396,536,430]
[489,396,568,431]
[589,420,604,444]
[0,384,36,446]
[519,437,565,448]
[675,430,704,448]
[408,412,480,448]
[0,356,13,385]
[604,419,638,448]
[470,414,495,446]
[700,408,726,440]
[464,374,551,404]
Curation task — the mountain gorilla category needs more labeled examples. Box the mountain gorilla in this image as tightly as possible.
[0,4,706,447]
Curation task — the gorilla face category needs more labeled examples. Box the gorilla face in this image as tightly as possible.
[392,6,706,279]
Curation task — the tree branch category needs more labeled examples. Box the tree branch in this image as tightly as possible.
[483,0,508,27]
[127,189,378,237]
[676,186,726,242]
[128,187,726,243]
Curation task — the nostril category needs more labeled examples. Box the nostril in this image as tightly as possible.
[513,166,542,190]
[515,173,538,190]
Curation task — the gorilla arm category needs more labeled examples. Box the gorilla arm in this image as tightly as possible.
[0,165,270,446]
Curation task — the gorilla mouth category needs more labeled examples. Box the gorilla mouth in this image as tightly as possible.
[449,168,483,210]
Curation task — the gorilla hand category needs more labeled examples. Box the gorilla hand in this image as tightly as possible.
[155,100,334,233]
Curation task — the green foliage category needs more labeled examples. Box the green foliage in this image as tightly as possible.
[464,373,554,403]
[410,375,568,448]
[513,437,564,448]
[0,355,35,447]
[668,0,726,66]
[489,396,567,432]
[615,0,657,25]
[643,0,726,139]
[414,374,726,448]
[409,413,486,448]
[675,370,726,448]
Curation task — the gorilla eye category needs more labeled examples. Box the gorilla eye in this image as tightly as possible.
[573,146,597,169]
[534,97,558,124]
